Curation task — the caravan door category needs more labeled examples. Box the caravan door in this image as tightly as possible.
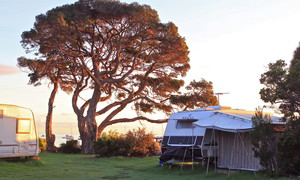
[0,113,18,155]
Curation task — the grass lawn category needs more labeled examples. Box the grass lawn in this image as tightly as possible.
[0,153,291,180]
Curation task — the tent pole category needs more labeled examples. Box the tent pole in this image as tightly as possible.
[206,129,214,174]
[206,153,210,174]
[237,132,257,176]
[192,126,194,170]
[213,128,217,172]
[228,132,237,176]
[180,146,188,172]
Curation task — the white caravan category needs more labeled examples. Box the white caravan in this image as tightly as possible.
[159,106,226,163]
[0,104,39,158]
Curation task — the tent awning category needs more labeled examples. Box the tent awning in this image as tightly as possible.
[193,112,253,133]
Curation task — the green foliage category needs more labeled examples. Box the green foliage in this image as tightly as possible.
[260,59,300,118]
[93,128,160,157]
[39,138,47,153]
[39,138,47,148]
[39,138,47,152]
[259,60,288,105]
[260,44,300,176]
[100,130,122,140]
[93,131,129,157]
[278,119,300,176]
[250,109,278,172]
[59,140,81,154]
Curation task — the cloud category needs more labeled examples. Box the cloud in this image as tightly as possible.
[0,64,20,75]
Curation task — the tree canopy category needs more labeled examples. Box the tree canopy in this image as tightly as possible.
[260,50,300,118]
[169,79,217,111]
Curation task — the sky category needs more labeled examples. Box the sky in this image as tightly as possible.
[1,0,300,135]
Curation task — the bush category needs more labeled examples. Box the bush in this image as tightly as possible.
[59,140,81,154]
[93,137,129,157]
[93,130,129,157]
[39,138,47,152]
[278,119,300,176]
[250,109,278,172]
[125,128,160,157]
[93,128,160,157]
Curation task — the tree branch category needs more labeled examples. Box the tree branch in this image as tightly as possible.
[107,116,167,126]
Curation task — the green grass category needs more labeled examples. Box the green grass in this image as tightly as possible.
[0,153,291,180]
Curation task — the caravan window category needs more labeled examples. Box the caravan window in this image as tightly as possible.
[0,109,3,118]
[16,118,31,134]
[176,119,196,129]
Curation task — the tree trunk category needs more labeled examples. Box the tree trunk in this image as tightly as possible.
[79,85,100,154]
[46,82,58,152]
[80,117,97,154]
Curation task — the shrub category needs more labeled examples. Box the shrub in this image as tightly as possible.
[278,119,300,176]
[250,109,278,172]
[101,130,122,140]
[125,128,160,157]
[39,138,47,152]
[93,128,160,157]
[93,137,129,157]
[59,140,81,154]
[93,130,129,157]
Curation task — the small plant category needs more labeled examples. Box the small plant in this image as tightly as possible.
[59,140,81,154]
[39,138,47,153]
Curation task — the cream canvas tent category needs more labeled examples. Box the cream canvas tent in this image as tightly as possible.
[0,104,39,158]
[193,109,283,171]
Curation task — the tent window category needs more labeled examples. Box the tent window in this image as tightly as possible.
[176,121,194,129]
[16,118,31,134]
[161,136,170,146]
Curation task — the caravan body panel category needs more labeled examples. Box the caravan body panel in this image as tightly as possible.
[0,104,39,158]
[160,108,216,162]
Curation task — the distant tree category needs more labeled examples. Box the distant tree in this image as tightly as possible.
[259,60,290,117]
[18,57,73,152]
[259,43,300,176]
[19,0,216,154]
[260,42,300,117]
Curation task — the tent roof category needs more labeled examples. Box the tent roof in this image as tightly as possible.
[191,108,283,133]
[193,112,252,132]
